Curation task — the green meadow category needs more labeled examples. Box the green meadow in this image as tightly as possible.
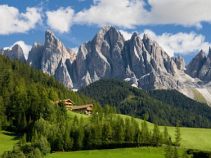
[44,113,211,157]
[1,113,211,157]
[47,147,164,158]
[0,131,18,156]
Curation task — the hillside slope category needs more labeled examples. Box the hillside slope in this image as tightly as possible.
[79,79,211,127]
[0,55,92,132]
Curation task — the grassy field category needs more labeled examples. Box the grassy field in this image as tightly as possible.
[1,112,211,157]
[0,131,18,156]
[47,147,164,158]
[68,113,211,151]
[122,114,211,151]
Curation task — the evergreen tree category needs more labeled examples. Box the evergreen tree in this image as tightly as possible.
[140,120,150,145]
[63,124,73,151]
[0,96,6,129]
[125,118,133,143]
[164,138,173,158]
[113,117,125,145]
[163,126,169,144]
[102,121,112,146]
[151,124,161,146]
[173,146,179,158]
[175,125,181,146]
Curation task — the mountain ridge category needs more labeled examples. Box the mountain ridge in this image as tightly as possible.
[2,26,211,105]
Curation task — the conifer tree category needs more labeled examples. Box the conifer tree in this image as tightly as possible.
[140,120,150,145]
[164,138,173,158]
[163,126,169,144]
[102,121,112,145]
[113,117,125,145]
[151,124,161,146]
[173,146,179,158]
[175,125,181,146]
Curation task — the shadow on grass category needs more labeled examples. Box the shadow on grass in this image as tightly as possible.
[2,131,20,140]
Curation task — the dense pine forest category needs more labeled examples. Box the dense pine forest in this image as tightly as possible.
[79,79,211,127]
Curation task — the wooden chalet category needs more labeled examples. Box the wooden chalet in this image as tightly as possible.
[71,104,93,115]
[56,99,93,115]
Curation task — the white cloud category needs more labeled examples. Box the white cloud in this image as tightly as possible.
[142,30,211,57]
[13,41,32,59]
[144,0,211,27]
[120,29,211,57]
[0,5,41,35]
[46,7,74,33]
[72,0,211,28]
[74,0,144,28]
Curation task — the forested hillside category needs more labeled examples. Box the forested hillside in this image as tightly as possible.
[148,90,211,123]
[79,79,211,127]
[0,55,174,158]
[0,54,93,133]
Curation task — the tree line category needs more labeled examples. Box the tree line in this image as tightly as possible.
[2,104,183,158]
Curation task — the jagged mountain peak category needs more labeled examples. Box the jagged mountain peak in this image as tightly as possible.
[143,33,149,40]
[199,49,206,54]
[207,47,211,58]
[0,44,26,62]
[94,26,125,43]
[44,29,63,48]
[173,56,185,70]
[197,49,206,58]
[99,25,118,34]
[131,32,139,39]
[142,33,155,43]
[186,48,210,80]
[12,44,23,52]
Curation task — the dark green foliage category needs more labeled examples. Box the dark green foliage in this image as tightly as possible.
[187,149,211,158]
[0,55,96,156]
[2,149,25,158]
[140,120,150,145]
[149,90,211,128]
[0,55,92,132]
[102,122,112,145]
[80,79,211,127]
[163,126,170,144]
[151,124,161,146]
[175,126,181,147]
[2,143,43,158]
[164,139,179,158]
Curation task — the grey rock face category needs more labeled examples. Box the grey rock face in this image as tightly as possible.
[55,59,73,88]
[0,44,26,62]
[186,49,211,81]
[71,26,183,89]
[173,56,186,71]
[27,30,76,88]
[123,32,181,90]
[74,26,126,87]
[41,30,74,75]
[28,43,44,69]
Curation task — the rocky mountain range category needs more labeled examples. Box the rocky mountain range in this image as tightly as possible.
[2,26,211,105]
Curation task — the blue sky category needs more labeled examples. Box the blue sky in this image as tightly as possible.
[1,0,211,63]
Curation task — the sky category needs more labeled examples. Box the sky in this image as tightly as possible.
[1,0,211,63]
